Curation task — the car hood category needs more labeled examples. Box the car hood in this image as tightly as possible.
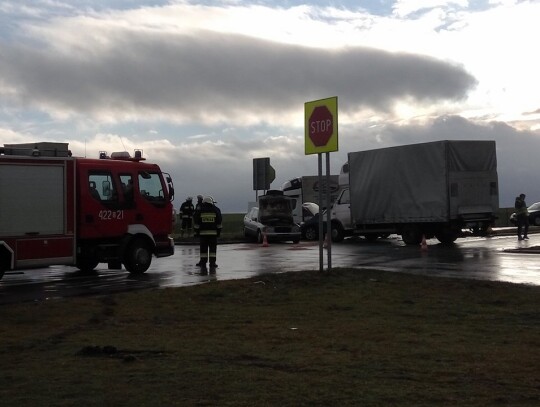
[260,213,295,226]
[258,196,295,225]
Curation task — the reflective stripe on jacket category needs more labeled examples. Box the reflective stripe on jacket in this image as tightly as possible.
[194,202,222,235]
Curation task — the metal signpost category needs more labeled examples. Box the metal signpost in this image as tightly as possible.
[253,157,275,201]
[305,96,338,272]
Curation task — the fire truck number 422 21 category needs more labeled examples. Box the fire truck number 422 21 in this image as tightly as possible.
[0,142,175,280]
[99,210,125,220]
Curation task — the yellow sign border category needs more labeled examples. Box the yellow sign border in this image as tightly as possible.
[304,96,338,155]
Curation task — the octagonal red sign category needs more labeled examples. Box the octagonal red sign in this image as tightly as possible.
[308,105,334,147]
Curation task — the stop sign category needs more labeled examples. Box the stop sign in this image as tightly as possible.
[308,105,334,147]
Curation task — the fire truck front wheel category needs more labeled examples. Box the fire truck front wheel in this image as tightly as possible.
[124,237,152,274]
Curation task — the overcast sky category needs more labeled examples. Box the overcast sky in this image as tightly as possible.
[1,0,539,212]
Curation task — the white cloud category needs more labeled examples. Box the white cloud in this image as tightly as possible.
[1,1,539,212]
[392,0,468,18]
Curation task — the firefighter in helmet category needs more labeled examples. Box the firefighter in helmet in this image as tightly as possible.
[179,196,195,237]
[194,196,222,269]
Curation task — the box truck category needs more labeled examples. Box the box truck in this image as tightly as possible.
[330,140,499,244]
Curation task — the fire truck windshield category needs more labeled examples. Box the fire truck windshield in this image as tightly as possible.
[138,172,166,202]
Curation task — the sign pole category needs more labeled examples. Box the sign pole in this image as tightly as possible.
[318,153,324,272]
[325,152,332,271]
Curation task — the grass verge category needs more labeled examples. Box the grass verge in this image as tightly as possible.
[1,268,539,406]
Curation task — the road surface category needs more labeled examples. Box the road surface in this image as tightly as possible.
[1,232,539,304]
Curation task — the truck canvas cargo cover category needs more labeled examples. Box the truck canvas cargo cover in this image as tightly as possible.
[348,140,498,224]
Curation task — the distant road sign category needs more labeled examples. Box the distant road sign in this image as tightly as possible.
[305,97,338,155]
[253,157,275,190]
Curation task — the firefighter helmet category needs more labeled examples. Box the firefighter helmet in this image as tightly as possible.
[203,196,213,204]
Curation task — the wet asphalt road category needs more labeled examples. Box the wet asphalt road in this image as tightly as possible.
[1,231,539,304]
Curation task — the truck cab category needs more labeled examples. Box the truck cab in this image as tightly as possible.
[75,151,175,273]
[329,187,355,242]
[329,162,355,242]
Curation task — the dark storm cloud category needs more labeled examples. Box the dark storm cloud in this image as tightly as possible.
[166,115,540,212]
[332,115,540,208]
[0,29,476,123]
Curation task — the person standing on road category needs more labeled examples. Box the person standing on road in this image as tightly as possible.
[179,197,195,237]
[515,193,529,240]
[194,196,222,269]
[193,195,203,221]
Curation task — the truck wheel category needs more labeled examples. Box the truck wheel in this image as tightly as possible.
[436,233,458,245]
[364,234,378,242]
[76,256,99,273]
[436,224,459,244]
[0,252,8,280]
[436,231,458,244]
[304,226,318,241]
[331,224,345,243]
[401,226,422,245]
[124,238,152,274]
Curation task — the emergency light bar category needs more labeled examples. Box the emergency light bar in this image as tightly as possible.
[100,150,146,161]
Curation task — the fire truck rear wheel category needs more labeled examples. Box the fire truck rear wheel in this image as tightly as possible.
[76,256,99,273]
[124,238,152,274]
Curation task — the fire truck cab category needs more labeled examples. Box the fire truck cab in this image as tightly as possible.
[0,142,175,280]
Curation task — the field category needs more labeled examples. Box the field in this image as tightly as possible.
[173,213,245,241]
[1,268,539,406]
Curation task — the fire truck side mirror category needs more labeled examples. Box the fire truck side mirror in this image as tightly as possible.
[165,174,174,201]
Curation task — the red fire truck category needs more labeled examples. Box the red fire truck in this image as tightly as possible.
[0,142,175,280]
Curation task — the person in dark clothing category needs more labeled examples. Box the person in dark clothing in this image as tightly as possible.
[193,195,203,223]
[195,194,203,210]
[179,197,195,237]
[89,181,101,201]
[194,196,222,269]
[515,193,529,240]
